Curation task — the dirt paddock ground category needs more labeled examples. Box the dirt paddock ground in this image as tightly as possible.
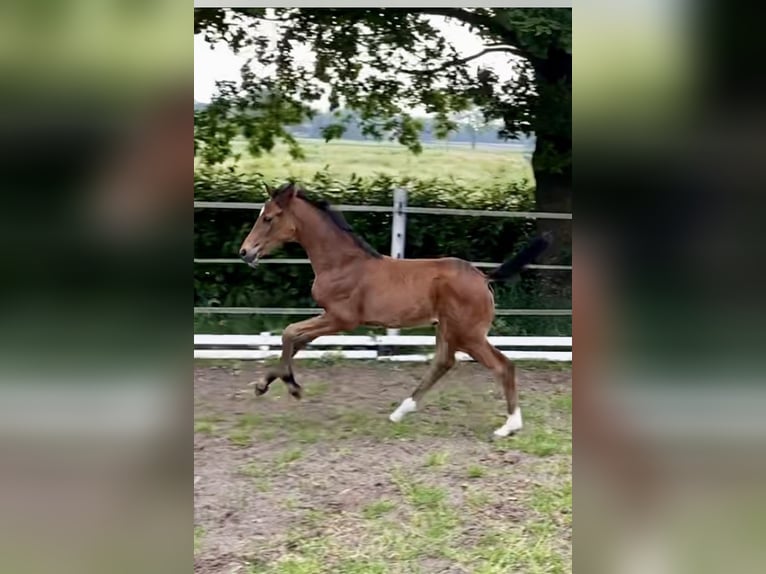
[194,360,572,574]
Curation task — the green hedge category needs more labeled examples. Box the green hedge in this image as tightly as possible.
[194,168,571,336]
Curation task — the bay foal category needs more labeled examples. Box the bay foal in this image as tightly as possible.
[239,183,550,437]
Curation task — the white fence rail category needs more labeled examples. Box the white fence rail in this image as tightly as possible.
[194,334,572,362]
[194,187,572,361]
[193,201,573,220]
[195,335,572,346]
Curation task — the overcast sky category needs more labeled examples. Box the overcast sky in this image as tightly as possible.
[194,14,518,110]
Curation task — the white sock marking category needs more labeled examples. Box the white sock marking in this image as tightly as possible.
[389,397,417,422]
[494,407,523,437]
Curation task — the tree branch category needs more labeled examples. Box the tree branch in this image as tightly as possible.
[422,8,526,58]
[400,46,518,75]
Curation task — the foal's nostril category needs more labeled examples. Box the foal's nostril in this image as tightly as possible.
[239,248,247,258]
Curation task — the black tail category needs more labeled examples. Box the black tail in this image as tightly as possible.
[486,233,552,282]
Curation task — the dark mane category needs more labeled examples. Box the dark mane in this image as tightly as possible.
[275,183,383,258]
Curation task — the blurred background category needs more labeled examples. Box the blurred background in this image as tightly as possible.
[576,0,766,572]
[0,1,189,573]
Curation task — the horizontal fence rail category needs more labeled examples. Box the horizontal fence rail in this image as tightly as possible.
[193,258,572,271]
[194,349,572,361]
[194,334,572,362]
[195,335,572,347]
[194,201,572,220]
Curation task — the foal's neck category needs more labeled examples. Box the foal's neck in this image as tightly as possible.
[291,199,370,274]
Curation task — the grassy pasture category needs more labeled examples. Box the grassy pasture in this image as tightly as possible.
[197,137,535,190]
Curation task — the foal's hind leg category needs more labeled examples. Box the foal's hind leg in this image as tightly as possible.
[461,338,521,437]
[389,327,456,422]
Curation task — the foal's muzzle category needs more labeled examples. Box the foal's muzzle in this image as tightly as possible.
[239,247,261,268]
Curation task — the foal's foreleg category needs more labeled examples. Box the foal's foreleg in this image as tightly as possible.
[256,313,345,399]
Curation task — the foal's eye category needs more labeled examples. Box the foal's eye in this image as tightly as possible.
[263,216,273,223]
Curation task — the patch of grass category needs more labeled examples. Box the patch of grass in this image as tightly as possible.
[447,527,567,574]
[307,380,331,397]
[392,471,448,510]
[250,543,389,574]
[227,413,263,447]
[239,470,567,574]
[298,509,330,531]
[424,451,449,467]
[227,428,253,447]
[362,499,396,519]
[410,484,447,510]
[239,462,267,478]
[194,420,216,435]
[194,414,224,435]
[289,426,321,444]
[281,495,299,511]
[334,559,388,574]
[252,556,324,574]
[312,352,347,367]
[239,449,306,490]
[529,479,572,525]
[194,525,205,554]
[331,409,463,441]
[515,360,572,372]
[360,487,460,564]
[467,465,487,479]
[258,427,279,440]
[236,413,262,429]
[465,488,492,509]
[551,393,572,413]
[276,447,304,468]
[511,426,571,457]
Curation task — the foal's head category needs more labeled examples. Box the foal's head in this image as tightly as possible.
[239,183,300,267]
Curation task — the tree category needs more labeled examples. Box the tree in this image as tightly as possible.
[452,108,497,149]
[194,8,570,260]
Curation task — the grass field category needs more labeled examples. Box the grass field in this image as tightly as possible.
[199,138,535,189]
[194,360,571,574]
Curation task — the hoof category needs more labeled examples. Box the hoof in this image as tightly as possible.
[493,409,523,438]
[283,373,302,400]
[490,428,519,440]
[389,397,417,423]
[254,383,269,396]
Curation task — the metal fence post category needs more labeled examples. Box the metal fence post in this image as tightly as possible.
[387,187,408,337]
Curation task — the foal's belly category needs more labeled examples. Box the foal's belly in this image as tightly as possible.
[356,257,469,328]
[359,292,436,328]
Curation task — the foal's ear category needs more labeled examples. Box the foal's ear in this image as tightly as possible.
[263,183,277,199]
[275,182,299,206]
